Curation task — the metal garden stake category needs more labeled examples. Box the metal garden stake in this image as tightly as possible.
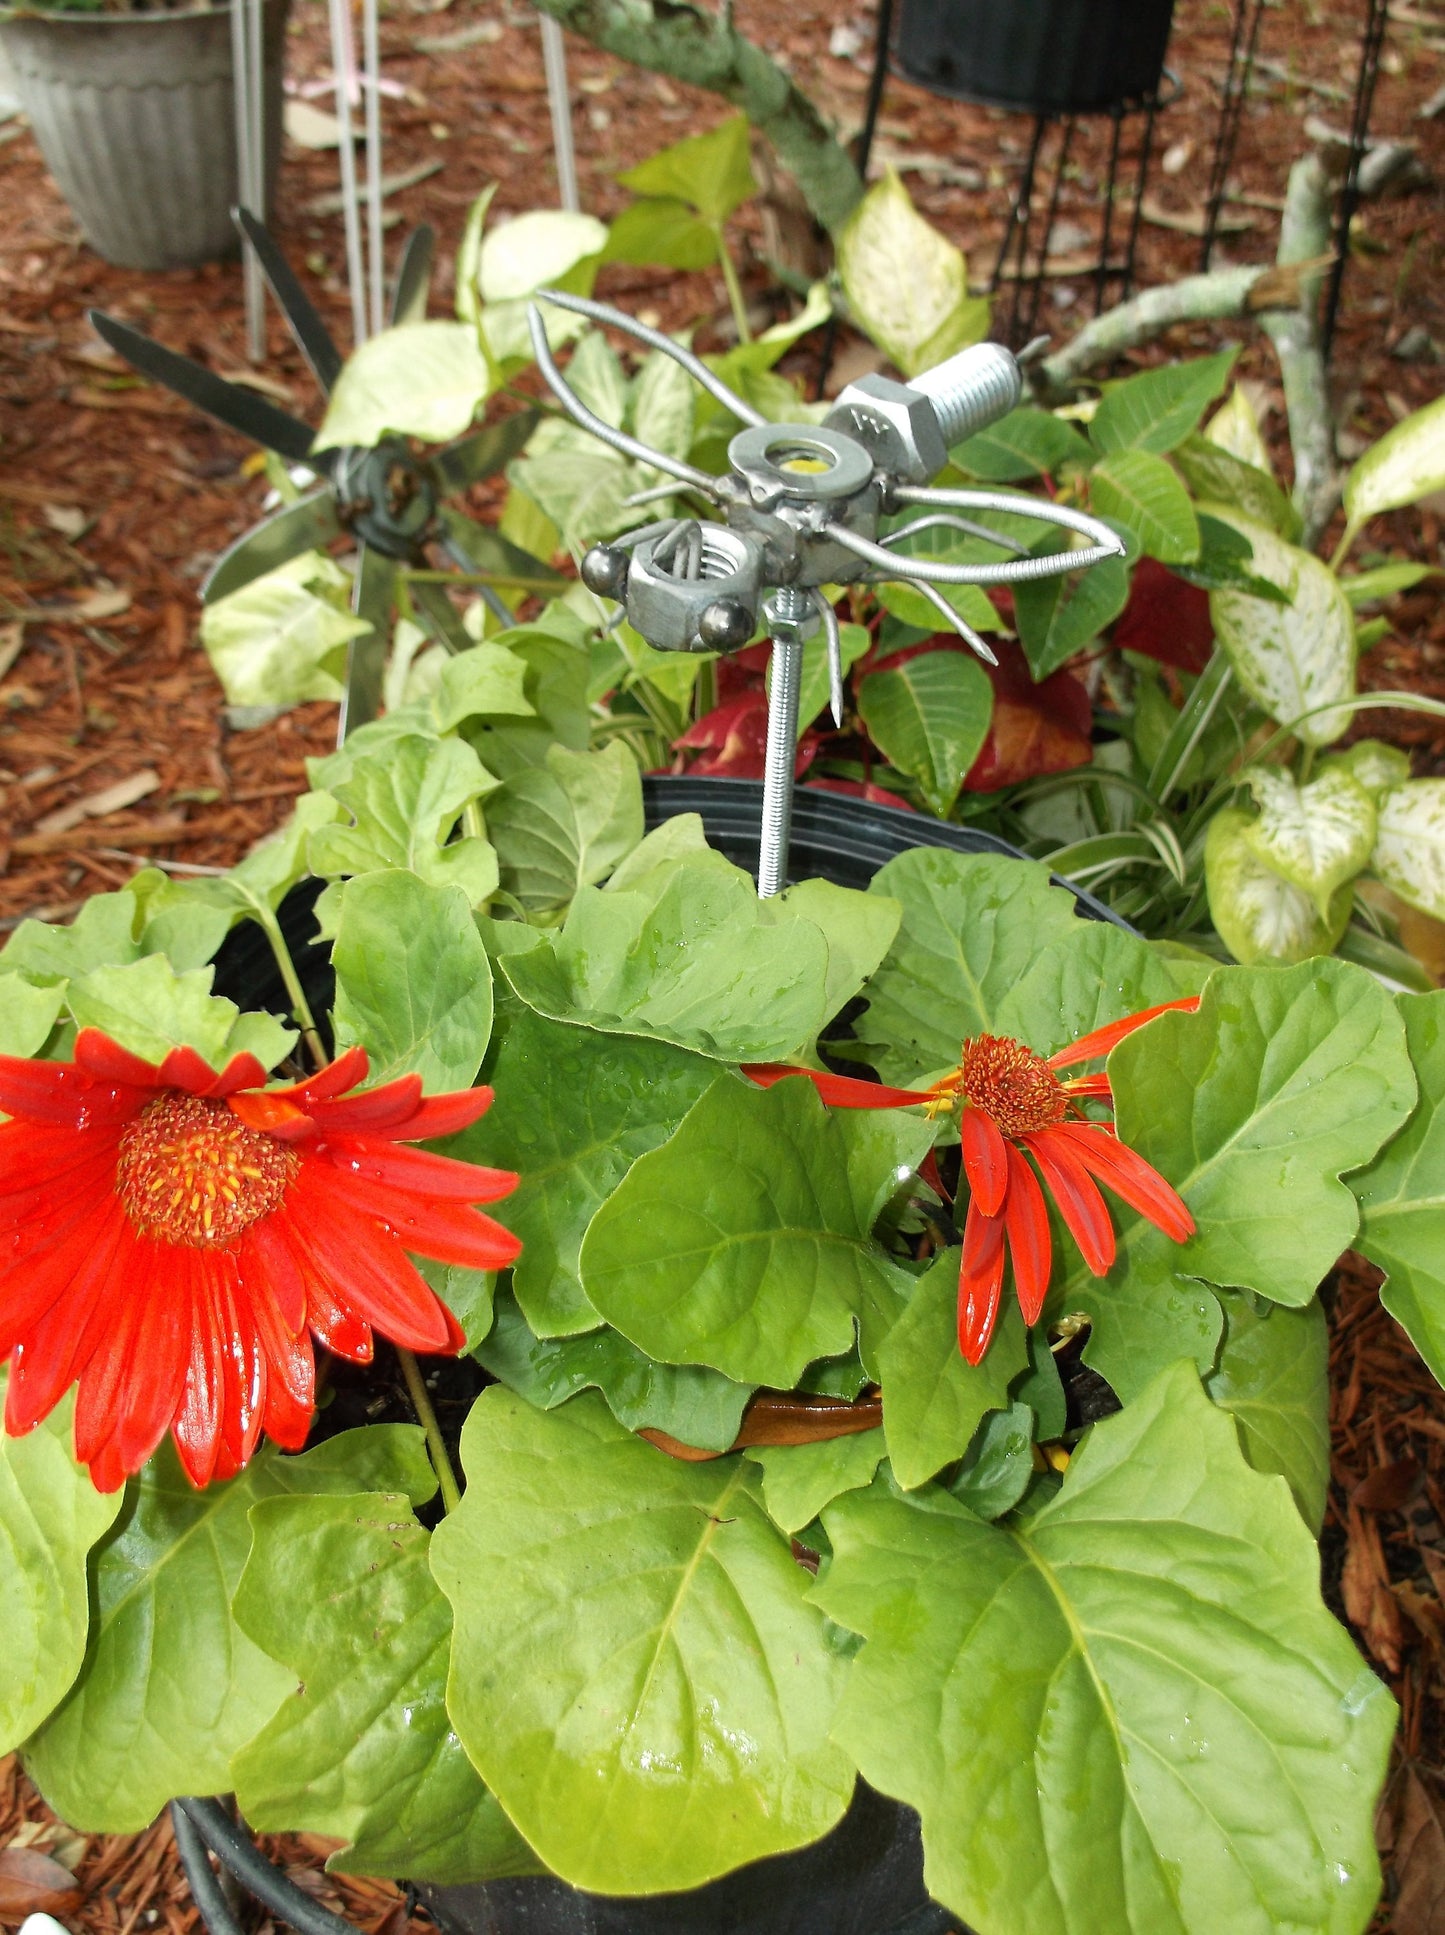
[527,289,1124,895]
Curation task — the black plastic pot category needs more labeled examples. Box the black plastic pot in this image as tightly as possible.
[209,775,1124,1025]
[418,1783,953,1935]
[894,0,1176,113]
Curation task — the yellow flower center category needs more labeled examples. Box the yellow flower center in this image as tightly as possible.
[116,1093,297,1249]
[958,1034,1068,1137]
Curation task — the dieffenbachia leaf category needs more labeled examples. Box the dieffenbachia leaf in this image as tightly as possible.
[1243,766,1377,918]
[329,868,494,1093]
[835,166,989,378]
[855,651,994,816]
[23,1429,436,1830]
[1319,739,1411,804]
[580,1075,922,1388]
[856,849,1080,1087]
[1340,391,1445,556]
[1205,512,1356,747]
[1205,1288,1330,1533]
[0,1384,123,1755]
[447,1000,715,1336]
[1089,448,1200,563]
[487,742,643,913]
[308,734,500,905]
[502,860,834,1063]
[875,1255,1030,1490]
[476,1285,752,1451]
[232,1492,539,1883]
[1369,779,1445,922]
[744,1429,887,1538]
[430,1388,857,1893]
[1173,434,1301,543]
[1353,989,1445,1390]
[1204,384,1273,472]
[812,1361,1394,1935]
[1205,807,1354,966]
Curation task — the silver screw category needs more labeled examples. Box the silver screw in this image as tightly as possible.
[758,587,818,898]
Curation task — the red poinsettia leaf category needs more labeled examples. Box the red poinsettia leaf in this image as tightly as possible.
[804,777,917,813]
[677,693,819,779]
[1111,556,1214,674]
[963,639,1093,793]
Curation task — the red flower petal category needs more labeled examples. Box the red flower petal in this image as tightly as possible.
[324,1169,523,1270]
[5,1209,134,1434]
[1049,1122,1195,1242]
[157,1043,270,1098]
[286,1166,454,1352]
[960,1106,1009,1217]
[1026,1131,1116,1275]
[394,1086,499,1142]
[278,1045,371,1105]
[74,1030,164,1088]
[173,1257,223,1489]
[241,1213,308,1335]
[1046,997,1201,1071]
[741,1065,929,1109]
[958,1197,1007,1365]
[1003,1144,1052,1324]
[0,1054,141,1129]
[304,1075,425,1133]
[227,1090,315,1139]
[317,1133,519,1204]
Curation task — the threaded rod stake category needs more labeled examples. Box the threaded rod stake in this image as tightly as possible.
[759,633,803,897]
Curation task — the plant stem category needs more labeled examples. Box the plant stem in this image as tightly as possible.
[399,1348,462,1513]
[462,800,486,842]
[715,226,752,344]
[258,909,328,1074]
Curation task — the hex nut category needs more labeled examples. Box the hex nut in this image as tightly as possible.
[822,374,948,486]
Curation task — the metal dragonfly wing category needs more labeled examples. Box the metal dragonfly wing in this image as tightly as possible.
[88,211,561,737]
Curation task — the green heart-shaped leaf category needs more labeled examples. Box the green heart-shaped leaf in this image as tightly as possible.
[813,1360,1394,1935]
[430,1389,856,1893]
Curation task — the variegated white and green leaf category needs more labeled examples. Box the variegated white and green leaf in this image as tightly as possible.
[1371,780,1445,922]
[1340,392,1445,556]
[1206,512,1355,746]
[1205,384,1273,472]
[1206,807,1353,965]
[1320,738,1412,804]
[1243,767,1376,916]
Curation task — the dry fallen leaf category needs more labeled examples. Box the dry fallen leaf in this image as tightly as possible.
[1395,1768,1445,1935]
[34,769,161,837]
[1354,1455,1423,1512]
[1342,1502,1404,1674]
[0,1844,84,1918]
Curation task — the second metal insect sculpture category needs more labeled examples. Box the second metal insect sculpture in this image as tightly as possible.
[528,288,1124,897]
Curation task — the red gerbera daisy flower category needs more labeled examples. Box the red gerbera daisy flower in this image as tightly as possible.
[0,1030,519,1492]
[745,997,1197,1367]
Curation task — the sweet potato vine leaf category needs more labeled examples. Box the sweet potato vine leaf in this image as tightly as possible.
[430,1388,856,1894]
[812,1361,1394,1935]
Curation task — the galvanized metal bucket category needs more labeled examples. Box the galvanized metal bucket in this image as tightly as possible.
[0,0,287,270]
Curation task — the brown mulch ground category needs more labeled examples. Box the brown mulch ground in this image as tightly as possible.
[2,0,1444,1928]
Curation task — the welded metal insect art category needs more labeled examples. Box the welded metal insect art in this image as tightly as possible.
[526,288,1124,896]
[87,212,562,737]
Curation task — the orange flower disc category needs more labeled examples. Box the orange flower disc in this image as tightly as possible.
[117,1095,298,1249]
[958,1034,1068,1137]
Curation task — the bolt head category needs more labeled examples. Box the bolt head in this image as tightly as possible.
[581,544,629,600]
[697,598,754,651]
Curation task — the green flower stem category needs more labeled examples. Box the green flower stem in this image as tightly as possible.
[257,908,328,1074]
[462,801,485,842]
[715,225,752,345]
[398,1348,463,1514]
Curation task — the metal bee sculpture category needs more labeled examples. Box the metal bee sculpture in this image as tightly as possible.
[527,288,1124,896]
[86,212,562,737]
